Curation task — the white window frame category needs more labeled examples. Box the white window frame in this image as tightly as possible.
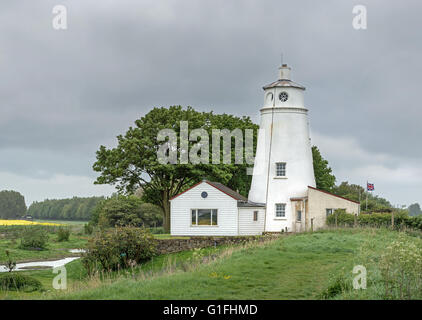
[275,162,287,177]
[275,203,286,218]
[253,210,258,221]
[191,209,218,226]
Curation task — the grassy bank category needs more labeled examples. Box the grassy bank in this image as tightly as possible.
[52,228,398,300]
[2,228,421,300]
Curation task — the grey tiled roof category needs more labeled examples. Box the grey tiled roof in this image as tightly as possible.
[206,181,266,208]
[237,200,266,208]
[206,181,248,201]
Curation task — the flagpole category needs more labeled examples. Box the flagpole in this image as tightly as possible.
[358,188,361,215]
[366,181,368,211]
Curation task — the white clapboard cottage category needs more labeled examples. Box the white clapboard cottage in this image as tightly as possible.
[170,64,359,236]
[170,180,265,236]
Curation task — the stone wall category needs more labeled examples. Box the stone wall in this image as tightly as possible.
[154,235,274,255]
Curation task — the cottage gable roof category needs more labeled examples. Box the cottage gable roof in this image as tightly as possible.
[205,181,247,201]
[170,180,265,207]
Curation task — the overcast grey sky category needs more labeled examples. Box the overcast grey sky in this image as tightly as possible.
[0,0,421,206]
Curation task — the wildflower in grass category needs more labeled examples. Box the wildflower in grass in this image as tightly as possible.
[209,272,219,278]
[223,275,231,280]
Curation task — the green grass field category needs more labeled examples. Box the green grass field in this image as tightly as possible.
[2,228,421,300]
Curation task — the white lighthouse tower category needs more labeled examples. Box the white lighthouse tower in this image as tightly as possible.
[248,64,316,232]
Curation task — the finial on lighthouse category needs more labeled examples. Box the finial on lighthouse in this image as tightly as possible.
[279,63,291,80]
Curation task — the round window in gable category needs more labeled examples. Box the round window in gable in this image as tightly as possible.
[201,191,208,198]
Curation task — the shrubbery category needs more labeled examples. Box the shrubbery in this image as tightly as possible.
[0,273,42,292]
[149,227,165,234]
[380,233,422,299]
[57,227,70,242]
[327,211,413,229]
[82,226,156,274]
[18,227,48,250]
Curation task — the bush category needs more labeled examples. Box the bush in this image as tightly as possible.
[84,223,93,235]
[57,227,70,242]
[82,226,156,274]
[0,273,42,292]
[18,227,48,250]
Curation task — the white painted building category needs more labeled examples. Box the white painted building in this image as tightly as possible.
[170,64,360,236]
[170,180,265,236]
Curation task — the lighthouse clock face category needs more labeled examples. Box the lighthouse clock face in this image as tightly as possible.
[279,91,289,102]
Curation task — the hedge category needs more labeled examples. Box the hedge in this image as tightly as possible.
[327,211,422,230]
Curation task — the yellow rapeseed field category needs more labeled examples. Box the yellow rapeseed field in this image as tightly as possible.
[0,219,62,226]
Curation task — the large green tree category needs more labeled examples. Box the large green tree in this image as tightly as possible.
[312,146,336,192]
[0,190,27,219]
[93,106,258,232]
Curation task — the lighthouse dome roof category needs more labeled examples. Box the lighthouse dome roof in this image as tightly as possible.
[263,79,305,90]
[263,64,306,90]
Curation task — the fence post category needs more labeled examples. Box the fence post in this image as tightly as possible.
[354,214,357,227]
[311,218,314,233]
[335,212,338,229]
[391,211,395,230]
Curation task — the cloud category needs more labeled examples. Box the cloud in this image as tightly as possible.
[312,131,422,206]
[0,1,421,205]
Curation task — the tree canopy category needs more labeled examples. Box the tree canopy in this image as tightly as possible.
[312,146,336,192]
[0,190,27,219]
[93,106,258,232]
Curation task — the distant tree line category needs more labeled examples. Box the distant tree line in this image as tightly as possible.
[27,197,104,221]
[0,190,27,219]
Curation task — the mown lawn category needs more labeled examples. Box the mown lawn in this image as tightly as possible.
[53,229,381,300]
